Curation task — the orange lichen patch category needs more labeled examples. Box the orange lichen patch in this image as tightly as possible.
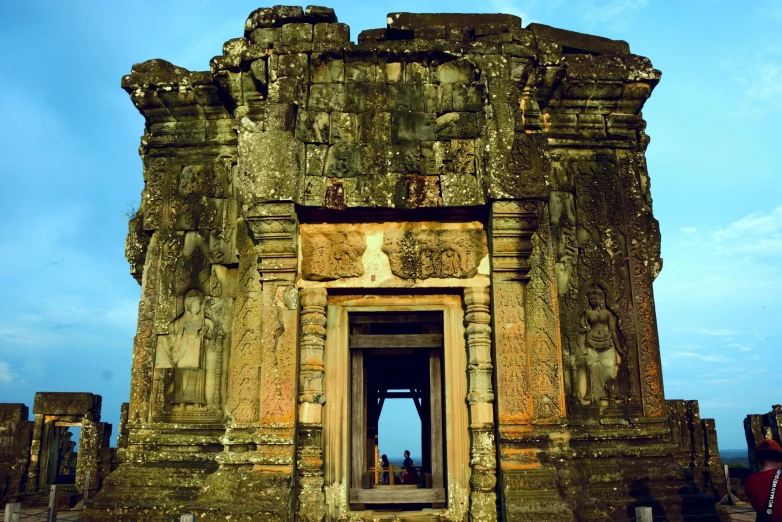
[498,425,536,440]
[406,174,442,208]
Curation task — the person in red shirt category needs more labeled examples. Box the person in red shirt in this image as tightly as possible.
[746,438,782,521]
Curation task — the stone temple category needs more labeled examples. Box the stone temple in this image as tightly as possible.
[79,6,727,521]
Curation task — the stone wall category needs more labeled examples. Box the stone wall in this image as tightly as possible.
[85,5,726,521]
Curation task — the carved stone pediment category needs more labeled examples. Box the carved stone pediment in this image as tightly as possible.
[301,232,366,281]
[382,228,487,279]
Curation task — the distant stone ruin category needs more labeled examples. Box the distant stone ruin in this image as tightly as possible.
[74,5,727,521]
[744,404,782,471]
[0,393,117,505]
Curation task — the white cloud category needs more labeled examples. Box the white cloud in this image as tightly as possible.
[489,0,532,22]
[725,343,753,352]
[0,361,17,386]
[663,352,729,363]
[580,0,648,30]
[759,0,782,22]
[674,328,738,337]
[725,46,782,116]
[712,206,782,257]
[486,0,645,30]
[696,328,739,337]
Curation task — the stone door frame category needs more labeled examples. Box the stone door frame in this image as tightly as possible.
[323,293,472,520]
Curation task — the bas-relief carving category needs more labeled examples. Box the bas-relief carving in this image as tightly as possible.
[549,191,578,295]
[227,226,263,424]
[156,289,208,371]
[154,289,231,408]
[493,283,532,423]
[382,229,488,279]
[571,282,626,410]
[525,220,564,419]
[301,232,365,281]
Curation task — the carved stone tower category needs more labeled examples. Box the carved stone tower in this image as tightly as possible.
[85,6,725,521]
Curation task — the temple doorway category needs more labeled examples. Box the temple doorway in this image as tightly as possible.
[348,311,445,508]
[45,423,80,485]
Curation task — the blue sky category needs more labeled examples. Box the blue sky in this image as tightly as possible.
[0,1,780,451]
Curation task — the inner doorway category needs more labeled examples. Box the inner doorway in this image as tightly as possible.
[349,311,446,508]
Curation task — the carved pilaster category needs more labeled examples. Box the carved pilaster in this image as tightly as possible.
[618,150,665,417]
[526,213,566,420]
[489,200,542,281]
[490,200,541,426]
[296,287,327,522]
[463,286,497,522]
[225,223,262,426]
[245,202,299,468]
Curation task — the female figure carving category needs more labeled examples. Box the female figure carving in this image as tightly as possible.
[575,284,625,408]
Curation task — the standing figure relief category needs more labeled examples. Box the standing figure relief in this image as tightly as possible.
[155,289,215,405]
[574,283,626,410]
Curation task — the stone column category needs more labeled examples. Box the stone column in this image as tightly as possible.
[296,287,327,522]
[463,286,497,522]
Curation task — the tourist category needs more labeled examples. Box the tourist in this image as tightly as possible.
[401,450,419,484]
[746,438,782,521]
[380,454,389,485]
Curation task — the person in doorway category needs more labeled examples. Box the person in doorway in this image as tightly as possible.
[403,450,413,469]
[401,450,419,484]
[746,438,782,521]
[380,454,389,485]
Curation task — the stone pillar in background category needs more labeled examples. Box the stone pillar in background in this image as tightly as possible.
[463,286,497,522]
[296,287,328,522]
[26,414,44,491]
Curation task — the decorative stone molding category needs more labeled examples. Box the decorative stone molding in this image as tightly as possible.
[489,200,542,281]
[246,202,298,284]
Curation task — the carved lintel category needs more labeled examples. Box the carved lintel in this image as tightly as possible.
[301,232,365,281]
[383,229,488,280]
[490,200,543,281]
